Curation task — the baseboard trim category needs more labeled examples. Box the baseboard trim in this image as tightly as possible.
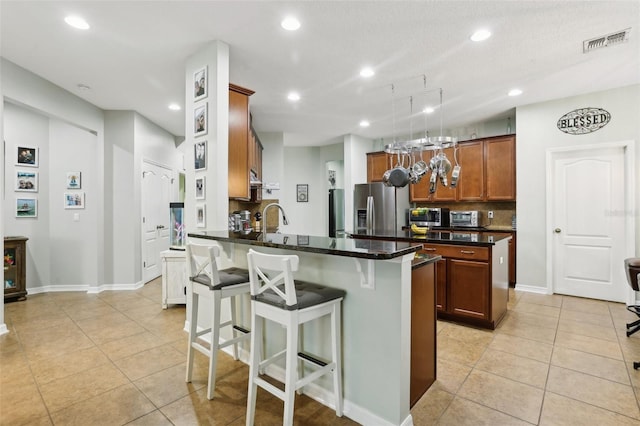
[28,281,144,295]
[0,324,8,336]
[514,284,551,294]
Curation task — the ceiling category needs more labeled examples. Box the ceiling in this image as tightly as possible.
[1,1,639,147]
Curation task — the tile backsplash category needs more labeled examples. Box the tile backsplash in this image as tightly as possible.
[413,201,516,229]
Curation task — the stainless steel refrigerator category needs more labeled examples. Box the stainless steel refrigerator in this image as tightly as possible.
[353,183,408,235]
[328,189,345,237]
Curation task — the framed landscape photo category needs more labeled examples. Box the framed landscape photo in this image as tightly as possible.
[196,204,206,228]
[194,103,207,137]
[16,198,37,218]
[66,171,81,189]
[16,146,38,167]
[194,66,207,101]
[64,192,85,209]
[15,170,38,192]
[194,140,207,171]
[195,176,205,200]
[297,184,308,202]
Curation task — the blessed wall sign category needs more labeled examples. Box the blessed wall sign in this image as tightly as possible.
[557,107,611,135]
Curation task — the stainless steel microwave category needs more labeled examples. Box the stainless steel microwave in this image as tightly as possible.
[449,210,480,228]
[408,207,450,227]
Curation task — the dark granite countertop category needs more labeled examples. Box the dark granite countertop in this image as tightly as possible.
[351,230,512,246]
[188,230,431,261]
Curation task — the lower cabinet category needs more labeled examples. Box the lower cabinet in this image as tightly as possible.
[423,241,508,329]
[161,249,187,309]
[4,237,28,302]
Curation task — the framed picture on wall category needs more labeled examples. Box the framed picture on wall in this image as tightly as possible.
[15,170,38,192]
[64,192,85,209]
[297,184,308,202]
[66,171,81,189]
[194,66,207,101]
[194,103,207,137]
[194,140,207,170]
[196,204,206,228]
[195,176,205,200]
[16,198,37,218]
[16,146,38,167]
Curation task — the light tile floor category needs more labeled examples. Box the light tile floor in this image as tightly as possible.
[2,280,640,425]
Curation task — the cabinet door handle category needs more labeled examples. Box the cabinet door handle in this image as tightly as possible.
[423,247,437,251]
[460,250,475,254]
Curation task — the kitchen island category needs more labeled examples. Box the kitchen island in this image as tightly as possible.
[354,230,511,329]
[187,230,436,426]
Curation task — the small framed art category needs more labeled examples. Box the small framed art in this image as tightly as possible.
[66,171,81,189]
[194,103,207,136]
[15,170,38,192]
[297,184,308,202]
[16,198,37,218]
[196,204,206,228]
[195,176,206,200]
[64,192,85,209]
[16,146,38,167]
[194,140,207,170]
[194,66,207,101]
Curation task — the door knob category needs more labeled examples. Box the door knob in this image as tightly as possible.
[554,228,561,233]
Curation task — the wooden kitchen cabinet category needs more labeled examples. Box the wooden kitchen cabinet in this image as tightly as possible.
[420,240,507,329]
[448,259,490,321]
[485,136,516,200]
[456,140,484,201]
[228,83,255,200]
[366,151,394,183]
[4,237,28,302]
[409,147,457,202]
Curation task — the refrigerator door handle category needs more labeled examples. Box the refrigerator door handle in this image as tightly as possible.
[366,196,374,232]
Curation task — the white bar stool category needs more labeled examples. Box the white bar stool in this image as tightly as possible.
[245,249,345,426]
[185,242,251,400]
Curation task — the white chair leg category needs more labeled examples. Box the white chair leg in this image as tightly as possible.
[332,304,343,416]
[246,308,261,426]
[185,290,198,383]
[230,294,239,360]
[283,316,299,426]
[296,324,303,396]
[207,290,222,400]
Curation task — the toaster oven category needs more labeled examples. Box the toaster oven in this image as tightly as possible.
[449,210,480,228]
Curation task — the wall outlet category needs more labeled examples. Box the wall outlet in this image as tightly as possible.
[488,210,494,219]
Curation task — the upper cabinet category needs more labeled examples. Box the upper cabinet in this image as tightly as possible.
[228,84,256,200]
[409,135,516,202]
[366,151,394,183]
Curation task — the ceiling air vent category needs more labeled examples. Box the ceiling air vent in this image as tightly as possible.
[583,28,631,53]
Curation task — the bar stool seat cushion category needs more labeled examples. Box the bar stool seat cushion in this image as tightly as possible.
[252,280,346,311]
[191,267,250,290]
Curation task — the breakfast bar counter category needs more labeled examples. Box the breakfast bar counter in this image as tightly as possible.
[188,230,437,426]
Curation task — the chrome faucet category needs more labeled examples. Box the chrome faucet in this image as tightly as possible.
[262,203,289,232]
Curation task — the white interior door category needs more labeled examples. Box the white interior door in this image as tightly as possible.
[142,161,172,283]
[550,146,628,302]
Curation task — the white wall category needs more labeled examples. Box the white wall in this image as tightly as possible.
[516,84,640,291]
[344,134,375,233]
[1,62,5,334]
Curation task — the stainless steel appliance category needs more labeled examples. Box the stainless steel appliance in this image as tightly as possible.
[354,183,408,234]
[328,188,345,237]
[449,210,480,228]
[407,207,450,227]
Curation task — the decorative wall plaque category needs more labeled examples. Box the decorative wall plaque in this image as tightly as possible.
[557,107,611,135]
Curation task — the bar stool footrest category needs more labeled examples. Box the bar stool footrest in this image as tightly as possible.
[298,351,327,367]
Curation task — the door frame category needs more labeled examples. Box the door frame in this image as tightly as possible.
[141,158,175,283]
[545,140,636,305]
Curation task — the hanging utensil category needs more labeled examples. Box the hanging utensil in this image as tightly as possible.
[450,144,461,188]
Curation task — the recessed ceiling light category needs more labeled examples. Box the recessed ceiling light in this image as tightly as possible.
[423,107,435,114]
[77,83,91,91]
[65,15,90,30]
[508,88,523,97]
[360,67,375,78]
[281,16,301,31]
[287,92,300,101]
[359,120,370,127]
[168,103,181,111]
[470,29,491,42]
